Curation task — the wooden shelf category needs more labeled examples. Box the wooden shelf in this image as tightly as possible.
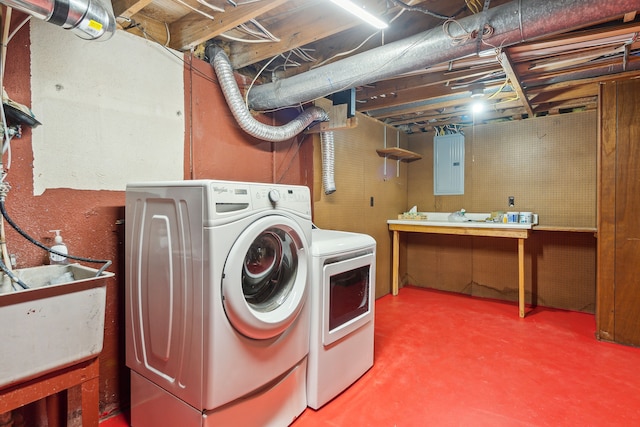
[376,147,422,162]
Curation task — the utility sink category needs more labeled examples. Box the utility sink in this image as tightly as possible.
[0,263,114,388]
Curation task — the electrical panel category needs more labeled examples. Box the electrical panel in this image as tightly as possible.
[434,134,465,195]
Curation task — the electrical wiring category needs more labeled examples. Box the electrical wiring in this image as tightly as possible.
[171,0,216,20]
[442,18,475,45]
[390,0,452,20]
[311,0,424,70]
[311,31,382,69]
[240,20,280,42]
[219,18,281,43]
[244,53,280,107]
[465,0,483,14]
[7,15,30,43]
[219,33,275,43]
[275,133,304,184]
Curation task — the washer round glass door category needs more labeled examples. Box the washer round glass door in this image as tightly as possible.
[222,215,308,339]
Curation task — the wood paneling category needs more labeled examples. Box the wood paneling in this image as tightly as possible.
[405,113,598,312]
[597,82,618,340]
[598,79,640,346]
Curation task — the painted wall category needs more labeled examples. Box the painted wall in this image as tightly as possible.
[3,16,311,423]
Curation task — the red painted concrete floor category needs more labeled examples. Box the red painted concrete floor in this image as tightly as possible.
[101,286,640,426]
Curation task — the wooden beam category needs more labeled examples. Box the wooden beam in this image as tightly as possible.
[119,13,171,46]
[112,0,153,20]
[169,0,289,51]
[500,51,534,117]
[228,0,362,69]
[369,90,517,120]
[356,64,502,100]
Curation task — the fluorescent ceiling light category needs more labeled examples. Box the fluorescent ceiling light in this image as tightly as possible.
[329,0,388,29]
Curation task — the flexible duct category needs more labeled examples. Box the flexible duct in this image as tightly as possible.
[207,46,329,142]
[0,0,116,40]
[320,131,336,195]
[247,0,638,110]
[208,46,336,193]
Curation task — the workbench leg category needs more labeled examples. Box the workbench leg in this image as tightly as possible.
[46,391,66,427]
[392,230,399,296]
[518,238,525,318]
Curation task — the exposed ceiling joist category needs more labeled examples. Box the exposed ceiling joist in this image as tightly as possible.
[499,51,534,117]
[113,0,640,133]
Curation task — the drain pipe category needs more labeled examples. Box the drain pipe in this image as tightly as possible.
[247,0,638,110]
[207,46,336,194]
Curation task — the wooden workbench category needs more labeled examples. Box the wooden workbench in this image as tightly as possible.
[388,219,533,318]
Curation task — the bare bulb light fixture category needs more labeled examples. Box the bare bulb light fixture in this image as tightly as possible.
[470,87,485,98]
[329,0,388,29]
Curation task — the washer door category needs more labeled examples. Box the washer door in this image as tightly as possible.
[222,215,308,340]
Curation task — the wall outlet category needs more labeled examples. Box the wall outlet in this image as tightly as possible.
[508,196,515,207]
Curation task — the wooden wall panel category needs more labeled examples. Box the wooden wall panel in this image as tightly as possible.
[610,80,640,345]
[405,234,474,292]
[404,113,598,312]
[597,82,618,340]
[408,112,597,227]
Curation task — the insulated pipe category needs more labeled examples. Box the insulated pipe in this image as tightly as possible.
[0,0,116,40]
[247,0,639,110]
[207,46,329,143]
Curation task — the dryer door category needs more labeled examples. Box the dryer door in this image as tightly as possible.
[222,215,308,340]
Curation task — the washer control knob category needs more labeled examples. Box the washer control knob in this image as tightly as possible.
[268,189,280,204]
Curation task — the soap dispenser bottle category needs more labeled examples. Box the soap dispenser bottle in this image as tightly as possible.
[49,230,68,265]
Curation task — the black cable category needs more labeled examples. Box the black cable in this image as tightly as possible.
[0,199,112,277]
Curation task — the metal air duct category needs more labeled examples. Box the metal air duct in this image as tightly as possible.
[1,0,116,40]
[247,0,639,110]
[207,46,329,142]
[207,46,336,194]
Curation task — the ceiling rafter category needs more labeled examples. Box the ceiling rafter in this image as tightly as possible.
[499,51,534,117]
[112,0,640,132]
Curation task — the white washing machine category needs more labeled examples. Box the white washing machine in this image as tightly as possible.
[125,180,312,427]
[307,228,376,409]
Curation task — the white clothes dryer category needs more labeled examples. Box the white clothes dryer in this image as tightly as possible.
[307,228,376,409]
[125,180,312,427]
